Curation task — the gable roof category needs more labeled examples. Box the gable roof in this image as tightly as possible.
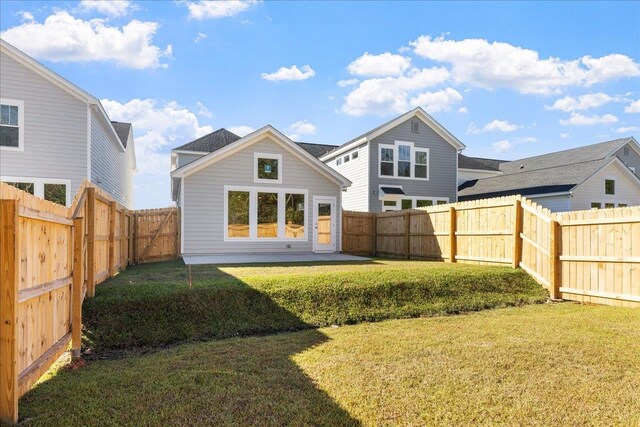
[111,122,132,148]
[458,154,503,171]
[174,128,242,153]
[1,38,126,152]
[320,107,466,161]
[498,137,636,174]
[171,125,351,189]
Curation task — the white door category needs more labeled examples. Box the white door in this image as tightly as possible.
[313,197,336,252]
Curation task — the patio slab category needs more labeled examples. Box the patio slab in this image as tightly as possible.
[183,253,370,265]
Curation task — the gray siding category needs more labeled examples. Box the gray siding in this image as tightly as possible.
[368,117,458,212]
[0,51,87,199]
[177,152,205,168]
[571,161,640,210]
[528,195,571,212]
[613,142,640,177]
[325,142,369,211]
[183,137,343,254]
[90,111,134,208]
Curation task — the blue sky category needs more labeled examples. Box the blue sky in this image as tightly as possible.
[1,0,639,208]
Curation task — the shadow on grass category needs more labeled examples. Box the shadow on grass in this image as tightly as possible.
[19,266,361,426]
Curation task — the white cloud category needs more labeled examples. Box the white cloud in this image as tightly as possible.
[261,65,315,81]
[467,119,518,134]
[227,125,255,137]
[409,88,463,113]
[613,126,639,133]
[1,11,171,69]
[411,36,640,94]
[341,67,450,116]
[560,133,570,138]
[347,52,412,77]
[80,0,132,17]
[547,92,614,112]
[196,102,213,118]
[337,78,359,87]
[559,113,618,126]
[520,136,537,143]
[102,98,213,174]
[287,120,317,140]
[193,32,207,43]
[624,99,640,113]
[19,11,34,22]
[458,107,468,114]
[185,0,258,20]
[492,140,512,153]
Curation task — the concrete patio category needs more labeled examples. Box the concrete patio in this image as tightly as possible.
[183,253,370,265]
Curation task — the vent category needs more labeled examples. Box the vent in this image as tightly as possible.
[624,147,629,156]
[411,121,419,133]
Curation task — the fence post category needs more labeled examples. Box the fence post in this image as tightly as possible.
[0,199,19,423]
[512,199,523,269]
[72,217,84,360]
[133,212,139,264]
[371,214,377,257]
[404,211,411,259]
[120,209,126,271]
[449,206,456,263]
[549,219,561,300]
[86,188,96,297]
[108,201,117,277]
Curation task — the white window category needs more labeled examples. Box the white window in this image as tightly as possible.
[379,192,449,211]
[224,186,307,241]
[254,153,282,184]
[378,141,429,180]
[351,150,359,160]
[343,154,350,163]
[336,158,342,166]
[382,200,399,211]
[1,176,70,206]
[0,99,24,151]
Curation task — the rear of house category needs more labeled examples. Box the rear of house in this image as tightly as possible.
[0,39,136,208]
[172,126,350,256]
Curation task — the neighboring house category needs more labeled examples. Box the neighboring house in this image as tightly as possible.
[0,39,136,208]
[458,137,640,211]
[171,126,351,255]
[318,108,466,212]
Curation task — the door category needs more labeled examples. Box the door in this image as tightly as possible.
[313,197,336,252]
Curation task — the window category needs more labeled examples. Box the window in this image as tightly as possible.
[285,193,305,239]
[401,199,413,210]
[254,153,282,184]
[605,179,615,195]
[397,144,411,177]
[605,203,615,209]
[227,191,250,238]
[0,99,23,150]
[411,121,419,133]
[343,155,350,163]
[436,200,447,205]
[225,186,307,241]
[1,177,69,205]
[618,203,628,208]
[257,192,278,238]
[44,183,66,206]
[379,141,429,180]
[415,150,428,179]
[351,151,359,160]
[336,158,342,166]
[416,199,432,208]
[6,181,34,194]
[591,202,601,210]
[380,146,394,176]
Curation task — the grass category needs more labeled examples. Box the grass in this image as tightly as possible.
[82,259,547,351]
[19,304,640,426]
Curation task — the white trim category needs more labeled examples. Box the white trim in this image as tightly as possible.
[180,178,185,255]
[172,126,351,188]
[223,185,309,242]
[87,104,92,179]
[0,99,24,151]
[526,191,572,198]
[366,142,371,212]
[312,196,337,252]
[172,149,210,156]
[1,176,71,206]
[253,152,283,184]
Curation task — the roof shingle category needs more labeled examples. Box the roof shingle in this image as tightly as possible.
[110,121,131,148]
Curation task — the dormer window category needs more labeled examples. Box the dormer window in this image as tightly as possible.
[254,153,282,184]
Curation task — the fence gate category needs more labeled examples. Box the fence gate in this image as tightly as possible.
[134,208,180,263]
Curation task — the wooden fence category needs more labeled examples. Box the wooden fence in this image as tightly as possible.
[0,181,179,423]
[343,196,640,308]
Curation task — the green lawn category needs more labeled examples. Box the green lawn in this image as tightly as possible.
[20,304,640,426]
[82,260,547,351]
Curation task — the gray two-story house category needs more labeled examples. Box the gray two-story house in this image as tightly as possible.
[0,39,136,208]
[320,108,465,212]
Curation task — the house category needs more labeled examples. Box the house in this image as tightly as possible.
[171,126,351,255]
[319,107,466,212]
[0,39,136,208]
[458,137,640,211]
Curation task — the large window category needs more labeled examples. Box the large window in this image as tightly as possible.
[254,153,282,184]
[227,191,250,238]
[0,99,23,150]
[2,177,69,205]
[225,186,307,241]
[379,141,429,180]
